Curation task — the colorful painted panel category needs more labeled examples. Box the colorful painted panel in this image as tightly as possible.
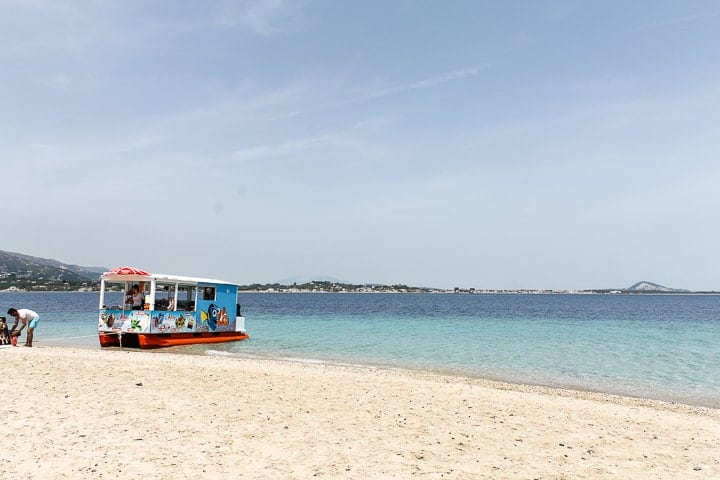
[151,311,196,333]
[198,303,234,332]
[99,310,155,333]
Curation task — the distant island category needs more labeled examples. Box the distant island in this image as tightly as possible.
[1,250,716,294]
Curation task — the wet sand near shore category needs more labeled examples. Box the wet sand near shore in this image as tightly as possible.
[1,346,718,479]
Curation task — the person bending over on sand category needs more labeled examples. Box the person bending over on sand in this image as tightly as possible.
[7,308,40,347]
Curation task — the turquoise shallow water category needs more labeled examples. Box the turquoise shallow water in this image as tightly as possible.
[2,291,719,407]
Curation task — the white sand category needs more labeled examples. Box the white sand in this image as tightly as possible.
[1,346,718,479]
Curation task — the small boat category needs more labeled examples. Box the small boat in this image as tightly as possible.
[97,266,248,349]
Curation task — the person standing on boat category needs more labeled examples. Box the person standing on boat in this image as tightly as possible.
[128,284,145,310]
[7,308,40,347]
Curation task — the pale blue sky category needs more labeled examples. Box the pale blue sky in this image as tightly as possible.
[2,1,719,290]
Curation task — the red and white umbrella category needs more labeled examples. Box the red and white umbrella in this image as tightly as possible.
[101,266,152,283]
[106,266,150,276]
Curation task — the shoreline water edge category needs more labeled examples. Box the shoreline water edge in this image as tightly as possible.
[2,291,720,411]
[1,346,718,479]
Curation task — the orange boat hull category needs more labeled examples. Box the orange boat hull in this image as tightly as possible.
[99,332,124,347]
[99,331,249,349]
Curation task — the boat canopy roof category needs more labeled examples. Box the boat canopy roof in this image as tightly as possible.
[100,266,237,286]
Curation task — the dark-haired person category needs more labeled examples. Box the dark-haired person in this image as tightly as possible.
[7,308,40,347]
[127,284,145,310]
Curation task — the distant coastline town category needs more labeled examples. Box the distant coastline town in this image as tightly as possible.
[235,280,670,295]
[235,280,717,295]
[2,279,718,295]
[1,250,717,294]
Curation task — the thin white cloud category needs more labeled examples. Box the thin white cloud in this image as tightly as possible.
[0,0,74,13]
[0,0,308,59]
[216,0,309,36]
[631,10,720,31]
[231,133,340,161]
[0,1,149,59]
[466,78,720,149]
[7,129,168,179]
[362,67,486,100]
[271,65,488,121]
[48,73,72,89]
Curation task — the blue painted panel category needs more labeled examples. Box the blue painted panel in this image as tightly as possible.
[196,283,237,332]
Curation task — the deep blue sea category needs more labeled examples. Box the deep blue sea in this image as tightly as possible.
[2,291,719,408]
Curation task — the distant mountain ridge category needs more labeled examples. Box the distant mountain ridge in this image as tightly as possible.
[625,281,689,293]
[0,250,106,289]
[0,249,703,293]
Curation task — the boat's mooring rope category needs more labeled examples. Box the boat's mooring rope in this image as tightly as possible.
[38,334,98,342]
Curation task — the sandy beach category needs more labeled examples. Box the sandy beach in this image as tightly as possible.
[1,346,718,479]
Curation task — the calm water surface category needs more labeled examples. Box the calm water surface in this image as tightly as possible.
[1,291,718,407]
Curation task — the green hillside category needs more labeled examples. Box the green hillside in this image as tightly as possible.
[0,250,104,291]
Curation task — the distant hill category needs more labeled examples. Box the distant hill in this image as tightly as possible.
[0,250,106,290]
[625,281,689,293]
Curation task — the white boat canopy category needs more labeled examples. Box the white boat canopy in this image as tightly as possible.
[100,266,237,286]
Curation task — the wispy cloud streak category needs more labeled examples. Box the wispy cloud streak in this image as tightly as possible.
[631,10,720,31]
[360,66,486,101]
[216,0,309,35]
[271,65,488,121]
[231,133,340,161]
